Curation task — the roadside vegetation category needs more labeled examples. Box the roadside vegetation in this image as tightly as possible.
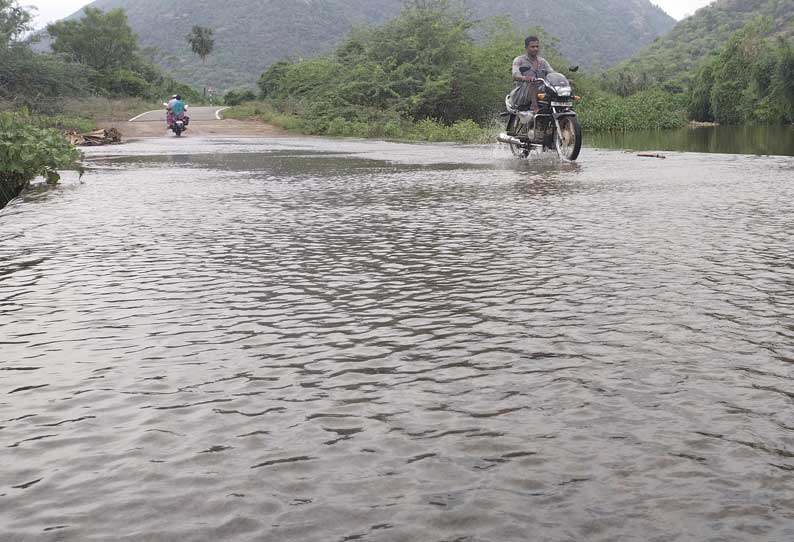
[2,5,203,114]
[0,1,203,208]
[0,111,82,208]
[686,18,794,125]
[223,0,794,140]
[222,1,685,140]
[65,0,672,91]
[603,0,794,97]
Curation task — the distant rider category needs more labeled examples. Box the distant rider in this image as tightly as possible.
[511,36,554,112]
[166,94,188,130]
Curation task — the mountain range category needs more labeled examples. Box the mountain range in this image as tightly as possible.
[59,0,676,90]
[609,0,794,87]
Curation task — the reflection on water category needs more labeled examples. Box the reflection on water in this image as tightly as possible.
[589,124,794,156]
[2,137,794,542]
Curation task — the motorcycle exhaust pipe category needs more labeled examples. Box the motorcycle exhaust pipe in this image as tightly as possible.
[497,133,523,146]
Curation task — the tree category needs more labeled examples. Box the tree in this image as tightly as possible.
[47,8,138,73]
[0,0,32,47]
[708,17,771,124]
[1,2,92,109]
[688,62,716,121]
[187,26,214,64]
[771,37,794,121]
[257,60,292,98]
[0,0,29,46]
[327,0,478,123]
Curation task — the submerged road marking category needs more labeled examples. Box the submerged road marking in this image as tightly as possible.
[128,110,161,122]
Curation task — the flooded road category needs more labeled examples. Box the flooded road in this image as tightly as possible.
[2,138,794,541]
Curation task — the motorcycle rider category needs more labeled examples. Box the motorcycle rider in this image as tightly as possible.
[166,94,188,130]
[511,36,554,112]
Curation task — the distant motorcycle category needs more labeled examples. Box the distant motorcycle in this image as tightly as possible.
[497,67,582,161]
[165,103,189,137]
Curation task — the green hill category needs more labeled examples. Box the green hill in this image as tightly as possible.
[605,0,794,93]
[57,0,675,90]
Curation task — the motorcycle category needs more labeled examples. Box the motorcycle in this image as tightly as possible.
[164,103,190,137]
[497,66,582,161]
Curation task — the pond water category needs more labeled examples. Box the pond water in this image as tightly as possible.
[2,137,794,541]
[588,124,794,157]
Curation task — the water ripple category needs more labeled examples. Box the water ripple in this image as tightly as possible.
[1,141,794,541]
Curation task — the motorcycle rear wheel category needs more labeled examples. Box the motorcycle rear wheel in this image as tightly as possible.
[554,117,582,161]
[509,141,529,158]
[505,115,530,158]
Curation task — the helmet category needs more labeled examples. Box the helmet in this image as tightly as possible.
[174,94,182,101]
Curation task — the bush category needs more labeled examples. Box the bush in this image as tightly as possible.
[1,111,82,208]
[447,119,484,142]
[578,89,688,131]
[223,88,257,106]
[0,44,94,111]
[224,99,488,142]
[106,68,152,97]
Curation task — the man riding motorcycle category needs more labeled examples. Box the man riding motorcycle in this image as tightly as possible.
[510,36,554,116]
[499,35,583,161]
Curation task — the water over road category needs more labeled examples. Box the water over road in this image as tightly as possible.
[2,138,794,541]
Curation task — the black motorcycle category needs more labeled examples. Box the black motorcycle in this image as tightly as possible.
[498,67,582,161]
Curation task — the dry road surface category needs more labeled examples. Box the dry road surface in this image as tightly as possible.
[112,106,287,138]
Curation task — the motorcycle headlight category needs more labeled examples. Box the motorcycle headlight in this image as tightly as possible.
[556,86,572,97]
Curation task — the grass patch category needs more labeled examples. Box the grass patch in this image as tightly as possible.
[57,97,162,123]
[577,89,689,131]
[30,115,96,133]
[224,101,490,143]
[2,97,162,134]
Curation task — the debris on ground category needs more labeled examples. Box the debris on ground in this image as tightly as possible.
[66,128,122,146]
[637,153,666,159]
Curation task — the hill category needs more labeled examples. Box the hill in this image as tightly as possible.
[58,0,675,91]
[605,0,794,93]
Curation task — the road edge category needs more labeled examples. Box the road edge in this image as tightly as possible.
[128,110,161,122]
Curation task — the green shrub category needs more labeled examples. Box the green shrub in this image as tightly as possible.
[447,119,485,142]
[383,119,405,139]
[578,89,688,131]
[223,88,257,106]
[106,68,152,97]
[0,112,82,198]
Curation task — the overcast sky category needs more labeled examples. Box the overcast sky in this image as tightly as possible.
[23,0,715,29]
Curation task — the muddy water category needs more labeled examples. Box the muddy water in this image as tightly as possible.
[588,124,794,157]
[2,138,794,542]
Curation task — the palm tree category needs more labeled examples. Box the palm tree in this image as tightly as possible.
[186,25,214,64]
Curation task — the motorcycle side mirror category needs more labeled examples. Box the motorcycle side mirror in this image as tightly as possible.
[568,65,579,73]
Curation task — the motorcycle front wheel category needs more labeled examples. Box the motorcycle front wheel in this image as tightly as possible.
[554,117,582,161]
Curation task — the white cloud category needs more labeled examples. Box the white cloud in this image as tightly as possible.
[23,0,93,29]
[651,0,714,20]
